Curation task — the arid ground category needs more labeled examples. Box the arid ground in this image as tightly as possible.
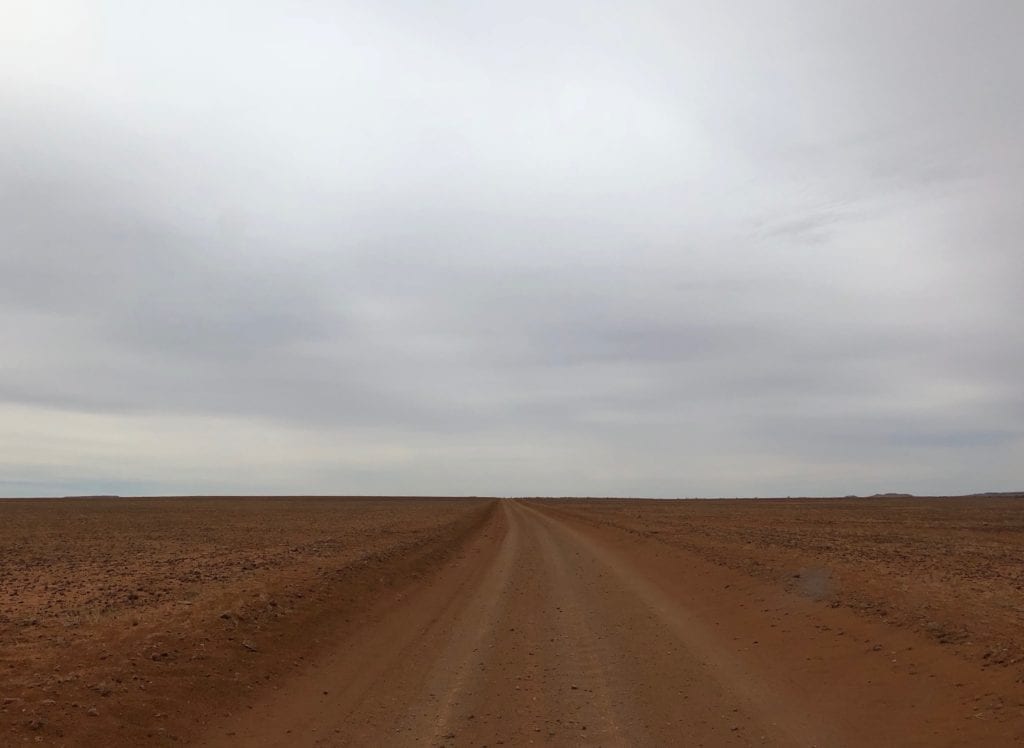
[1,495,1022,746]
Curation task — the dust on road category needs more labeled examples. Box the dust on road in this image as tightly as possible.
[3,496,1022,746]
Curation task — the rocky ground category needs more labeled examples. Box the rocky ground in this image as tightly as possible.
[2,494,1022,746]
[0,497,491,745]
[543,495,1024,669]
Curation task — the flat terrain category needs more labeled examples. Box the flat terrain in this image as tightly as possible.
[2,496,1023,746]
[0,497,491,745]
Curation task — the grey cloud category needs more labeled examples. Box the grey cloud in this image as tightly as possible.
[1,0,1022,496]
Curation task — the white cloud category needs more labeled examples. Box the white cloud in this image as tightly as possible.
[1,0,1022,496]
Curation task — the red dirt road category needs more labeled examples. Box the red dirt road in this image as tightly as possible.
[207,500,1024,747]
[3,496,1023,745]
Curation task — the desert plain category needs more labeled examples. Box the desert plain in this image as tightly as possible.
[1,494,1022,746]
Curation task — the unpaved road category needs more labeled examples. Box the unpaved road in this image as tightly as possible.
[207,500,1024,747]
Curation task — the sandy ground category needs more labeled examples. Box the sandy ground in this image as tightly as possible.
[2,496,1023,745]
[0,497,491,745]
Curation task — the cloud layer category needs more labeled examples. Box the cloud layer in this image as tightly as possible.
[2,1,1022,496]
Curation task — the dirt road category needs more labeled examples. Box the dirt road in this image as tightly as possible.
[207,500,1024,747]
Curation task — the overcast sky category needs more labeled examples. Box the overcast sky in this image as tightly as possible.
[1,1,1021,497]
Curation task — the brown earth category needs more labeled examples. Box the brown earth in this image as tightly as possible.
[2,495,1023,746]
[0,497,492,745]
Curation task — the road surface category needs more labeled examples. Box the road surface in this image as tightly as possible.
[205,500,1023,747]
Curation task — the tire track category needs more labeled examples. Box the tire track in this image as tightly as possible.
[204,499,1020,747]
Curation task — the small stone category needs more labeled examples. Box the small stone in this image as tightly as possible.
[86,707,99,717]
